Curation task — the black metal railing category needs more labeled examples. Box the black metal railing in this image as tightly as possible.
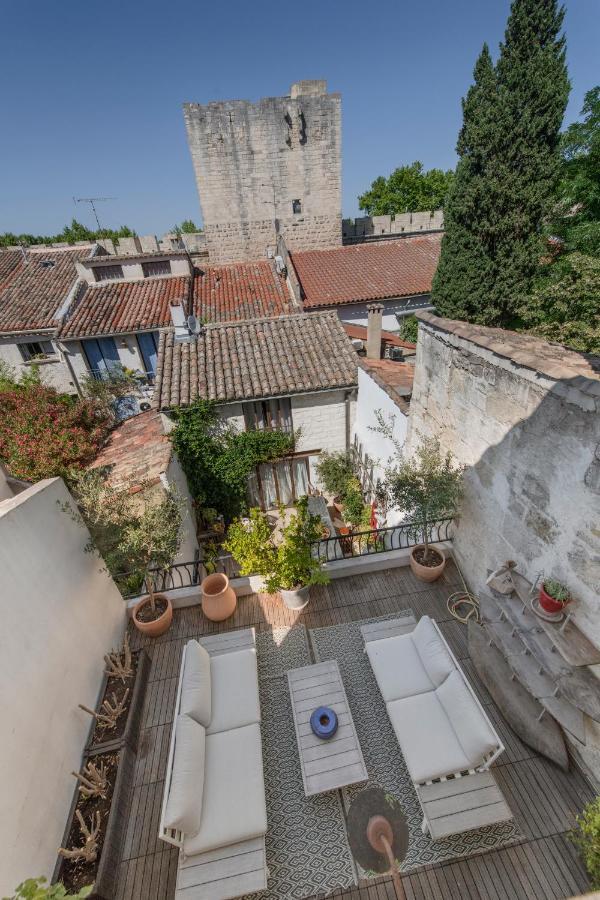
[310,517,454,563]
[114,553,239,599]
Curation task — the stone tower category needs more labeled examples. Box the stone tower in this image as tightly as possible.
[183,80,342,264]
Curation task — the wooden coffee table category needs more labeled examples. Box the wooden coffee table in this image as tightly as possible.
[287,660,368,797]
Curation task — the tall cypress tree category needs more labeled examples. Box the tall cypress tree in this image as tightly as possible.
[433,0,569,326]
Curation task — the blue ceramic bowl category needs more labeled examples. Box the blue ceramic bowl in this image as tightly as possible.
[310,706,338,739]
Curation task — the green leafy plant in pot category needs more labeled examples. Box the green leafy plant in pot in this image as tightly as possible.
[383,436,463,582]
[571,795,600,889]
[225,498,329,610]
[539,577,571,615]
[315,451,356,509]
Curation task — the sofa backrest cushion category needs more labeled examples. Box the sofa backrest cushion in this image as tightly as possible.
[412,616,455,687]
[180,640,211,727]
[163,714,206,836]
[436,670,498,769]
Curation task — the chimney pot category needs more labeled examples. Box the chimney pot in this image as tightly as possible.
[366,302,384,359]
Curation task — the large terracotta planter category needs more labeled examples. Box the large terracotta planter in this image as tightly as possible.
[201,573,237,622]
[409,545,446,583]
[280,584,311,610]
[133,594,173,637]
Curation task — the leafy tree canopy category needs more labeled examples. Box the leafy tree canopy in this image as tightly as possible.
[358,162,454,216]
[0,218,135,248]
[173,219,202,234]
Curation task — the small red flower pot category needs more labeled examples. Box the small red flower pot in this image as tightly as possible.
[539,583,570,614]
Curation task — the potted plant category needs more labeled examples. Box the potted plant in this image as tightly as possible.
[6,878,93,899]
[200,541,237,621]
[225,499,329,610]
[383,437,463,582]
[129,490,183,637]
[539,578,572,614]
[315,451,356,512]
[341,478,366,530]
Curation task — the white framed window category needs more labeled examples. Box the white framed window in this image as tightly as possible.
[95,264,124,282]
[142,260,172,277]
[243,397,292,432]
[18,340,56,362]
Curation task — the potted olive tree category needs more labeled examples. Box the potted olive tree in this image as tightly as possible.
[384,437,463,582]
[225,498,329,609]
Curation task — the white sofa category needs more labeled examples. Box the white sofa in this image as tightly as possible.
[365,615,505,835]
[159,635,267,898]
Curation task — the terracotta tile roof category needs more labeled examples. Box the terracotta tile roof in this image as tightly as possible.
[359,357,414,413]
[417,311,600,390]
[0,247,89,334]
[91,410,172,489]
[343,323,416,353]
[193,260,291,322]
[153,311,358,410]
[0,250,25,292]
[58,276,191,339]
[291,234,442,309]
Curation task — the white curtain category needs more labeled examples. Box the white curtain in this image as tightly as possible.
[276,460,293,505]
[293,458,309,497]
[259,463,278,509]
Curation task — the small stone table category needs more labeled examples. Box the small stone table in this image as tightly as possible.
[288,660,368,797]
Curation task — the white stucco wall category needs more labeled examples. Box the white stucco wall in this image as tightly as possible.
[0,336,76,393]
[165,452,199,564]
[292,390,355,484]
[0,478,126,895]
[331,295,433,332]
[353,367,408,524]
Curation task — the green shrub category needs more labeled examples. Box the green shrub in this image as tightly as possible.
[314,451,356,499]
[399,315,419,344]
[342,486,366,527]
[571,796,600,889]
[4,877,92,899]
[543,578,570,602]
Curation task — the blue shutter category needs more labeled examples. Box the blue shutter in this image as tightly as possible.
[138,331,159,377]
[83,337,121,379]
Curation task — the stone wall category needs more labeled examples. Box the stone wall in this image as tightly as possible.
[407,318,600,648]
[183,81,342,263]
[343,210,443,242]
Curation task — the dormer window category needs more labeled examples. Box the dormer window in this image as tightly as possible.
[40,259,56,269]
[292,199,302,215]
[143,260,172,277]
[95,264,124,282]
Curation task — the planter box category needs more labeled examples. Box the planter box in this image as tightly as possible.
[53,743,136,900]
[85,649,150,756]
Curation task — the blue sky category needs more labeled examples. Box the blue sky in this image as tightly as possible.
[1,0,598,236]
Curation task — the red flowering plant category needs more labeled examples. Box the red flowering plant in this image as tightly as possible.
[0,368,112,482]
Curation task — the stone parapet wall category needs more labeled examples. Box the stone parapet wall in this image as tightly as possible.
[407,318,600,647]
[343,210,444,242]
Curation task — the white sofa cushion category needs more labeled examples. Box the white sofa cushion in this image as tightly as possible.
[412,616,455,687]
[183,723,267,856]
[436,670,498,768]
[180,640,211,727]
[163,715,206,836]
[387,692,471,784]
[366,631,434,702]
[207,648,261,735]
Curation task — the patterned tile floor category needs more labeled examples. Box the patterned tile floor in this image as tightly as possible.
[121,562,592,900]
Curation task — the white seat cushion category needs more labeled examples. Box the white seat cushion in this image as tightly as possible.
[207,648,261,735]
[183,723,267,856]
[163,715,206,836]
[436,670,498,768]
[180,640,212,727]
[366,632,434,702]
[412,616,455,687]
[387,692,471,784]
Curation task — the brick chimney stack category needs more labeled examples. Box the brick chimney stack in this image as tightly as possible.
[366,302,384,359]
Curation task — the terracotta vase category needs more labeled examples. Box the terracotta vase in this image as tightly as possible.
[409,545,446,583]
[201,573,237,622]
[133,594,173,638]
[539,583,570,615]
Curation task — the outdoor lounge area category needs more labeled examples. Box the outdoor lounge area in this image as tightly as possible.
[115,561,594,900]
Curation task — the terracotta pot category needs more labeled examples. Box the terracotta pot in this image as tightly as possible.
[133,594,173,637]
[280,584,311,610]
[338,526,353,556]
[409,545,446,583]
[539,583,570,614]
[201,572,237,622]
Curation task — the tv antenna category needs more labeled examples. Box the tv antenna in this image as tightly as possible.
[73,196,116,231]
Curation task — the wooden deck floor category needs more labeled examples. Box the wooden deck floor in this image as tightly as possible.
[121,562,593,900]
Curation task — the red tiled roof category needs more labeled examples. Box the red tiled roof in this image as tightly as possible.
[0,247,88,334]
[343,323,416,352]
[0,250,25,292]
[193,260,290,322]
[58,276,191,338]
[91,410,172,489]
[358,357,414,413]
[291,234,442,308]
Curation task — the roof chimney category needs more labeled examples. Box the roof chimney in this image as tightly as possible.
[366,302,384,359]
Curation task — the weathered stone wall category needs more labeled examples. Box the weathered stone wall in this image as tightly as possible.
[407,321,600,646]
[184,81,342,263]
[343,210,444,242]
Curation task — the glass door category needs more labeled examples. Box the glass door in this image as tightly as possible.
[82,337,121,379]
[137,331,160,380]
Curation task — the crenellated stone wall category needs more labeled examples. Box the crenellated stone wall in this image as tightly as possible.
[183,81,342,263]
[343,210,444,242]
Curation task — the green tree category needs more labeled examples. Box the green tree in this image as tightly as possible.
[519,252,600,353]
[433,0,569,326]
[358,162,454,216]
[0,219,135,247]
[172,220,202,235]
